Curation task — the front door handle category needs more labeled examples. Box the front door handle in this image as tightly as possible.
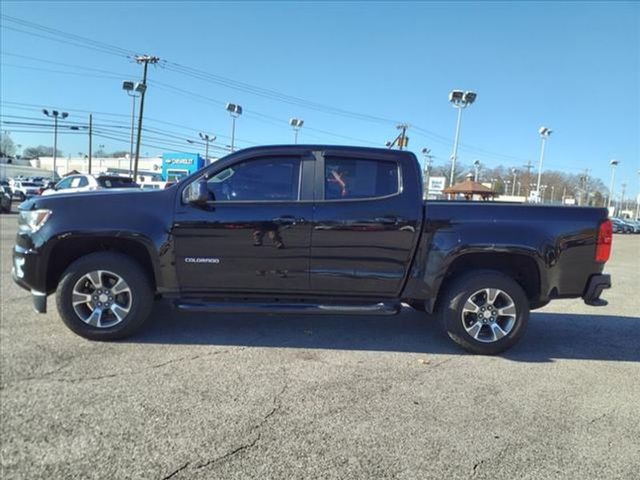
[272,215,303,225]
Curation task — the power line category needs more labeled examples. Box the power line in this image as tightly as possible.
[0,14,136,58]
[1,16,569,168]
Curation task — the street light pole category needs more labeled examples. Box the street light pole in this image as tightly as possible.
[122,81,145,174]
[42,109,68,178]
[535,127,552,202]
[289,118,304,144]
[607,159,619,210]
[473,160,481,182]
[226,103,243,152]
[448,90,476,187]
[88,114,92,174]
[636,170,640,220]
[511,168,517,195]
[421,148,433,199]
[199,133,216,162]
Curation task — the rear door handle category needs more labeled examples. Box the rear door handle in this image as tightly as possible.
[375,216,400,225]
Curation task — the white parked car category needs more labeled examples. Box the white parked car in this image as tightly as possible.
[41,175,140,196]
[12,181,42,201]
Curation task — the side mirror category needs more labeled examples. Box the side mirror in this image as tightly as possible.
[185,178,210,205]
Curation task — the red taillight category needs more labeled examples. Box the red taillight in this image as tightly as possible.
[595,219,612,263]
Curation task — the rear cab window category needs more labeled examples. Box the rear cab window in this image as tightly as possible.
[324,157,399,200]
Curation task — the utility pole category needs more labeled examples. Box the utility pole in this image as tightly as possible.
[88,114,93,174]
[397,123,408,151]
[133,55,160,181]
[387,124,409,151]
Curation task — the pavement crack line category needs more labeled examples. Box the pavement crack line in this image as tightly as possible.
[161,462,190,480]
[472,459,485,475]
[191,379,289,474]
[5,347,244,387]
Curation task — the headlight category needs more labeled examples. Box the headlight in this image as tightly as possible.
[18,209,52,233]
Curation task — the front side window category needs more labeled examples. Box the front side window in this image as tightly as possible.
[324,157,399,200]
[56,177,74,190]
[206,157,300,202]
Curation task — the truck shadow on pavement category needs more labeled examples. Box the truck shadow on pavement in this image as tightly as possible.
[134,302,640,362]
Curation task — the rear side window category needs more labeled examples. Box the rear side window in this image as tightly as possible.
[69,177,86,188]
[98,177,137,188]
[207,157,301,202]
[324,157,399,200]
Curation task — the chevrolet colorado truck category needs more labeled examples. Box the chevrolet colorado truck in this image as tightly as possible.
[12,145,612,354]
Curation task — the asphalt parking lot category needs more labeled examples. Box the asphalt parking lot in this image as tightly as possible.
[1,207,639,480]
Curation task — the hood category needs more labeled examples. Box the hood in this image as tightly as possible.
[19,187,176,212]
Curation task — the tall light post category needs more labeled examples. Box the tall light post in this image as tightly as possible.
[289,118,304,144]
[226,103,243,152]
[636,170,640,220]
[122,81,145,175]
[42,109,68,177]
[473,160,481,182]
[199,132,215,162]
[607,159,619,210]
[634,170,640,221]
[421,147,433,198]
[535,126,552,202]
[188,133,216,163]
[511,168,518,195]
[448,90,476,187]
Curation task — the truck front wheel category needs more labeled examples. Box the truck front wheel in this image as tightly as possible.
[56,252,154,340]
[438,271,529,355]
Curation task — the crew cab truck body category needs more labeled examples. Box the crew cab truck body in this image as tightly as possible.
[12,145,612,354]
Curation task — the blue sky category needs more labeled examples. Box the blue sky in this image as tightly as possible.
[1,1,638,195]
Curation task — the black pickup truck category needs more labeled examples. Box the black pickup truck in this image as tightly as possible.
[12,145,612,354]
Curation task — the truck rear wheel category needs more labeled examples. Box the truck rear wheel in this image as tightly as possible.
[56,252,154,340]
[438,270,529,355]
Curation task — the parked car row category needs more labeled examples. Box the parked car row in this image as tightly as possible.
[1,174,143,203]
[612,217,640,233]
[40,174,140,196]
[0,186,11,213]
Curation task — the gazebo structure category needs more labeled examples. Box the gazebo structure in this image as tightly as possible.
[444,173,497,201]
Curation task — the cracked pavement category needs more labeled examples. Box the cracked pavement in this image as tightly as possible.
[2,213,640,479]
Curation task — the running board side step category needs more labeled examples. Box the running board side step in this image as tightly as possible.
[174,300,401,315]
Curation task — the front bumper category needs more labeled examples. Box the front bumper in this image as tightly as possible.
[582,274,611,307]
[12,243,49,313]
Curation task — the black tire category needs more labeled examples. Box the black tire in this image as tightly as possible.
[56,252,154,340]
[437,270,529,355]
[17,192,25,202]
